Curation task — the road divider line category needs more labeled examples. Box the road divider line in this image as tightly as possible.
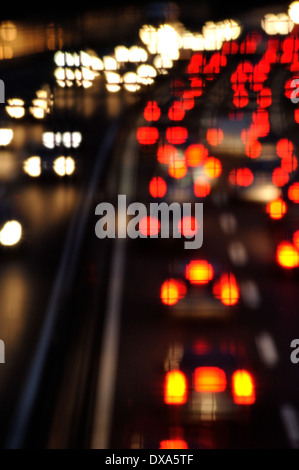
[280,404,299,448]
[219,212,237,235]
[255,332,279,368]
[91,126,138,449]
[5,116,124,449]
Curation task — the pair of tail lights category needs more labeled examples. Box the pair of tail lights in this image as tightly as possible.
[164,367,255,405]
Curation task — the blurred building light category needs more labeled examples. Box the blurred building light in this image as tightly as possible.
[0,220,22,246]
[23,156,41,177]
[53,156,75,176]
[0,128,13,146]
[6,98,25,119]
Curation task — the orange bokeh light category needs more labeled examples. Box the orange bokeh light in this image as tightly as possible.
[276,242,299,269]
[266,198,287,220]
[185,260,213,285]
[194,367,227,393]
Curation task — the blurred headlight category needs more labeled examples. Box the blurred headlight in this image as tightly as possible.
[0,220,22,246]
[53,156,75,176]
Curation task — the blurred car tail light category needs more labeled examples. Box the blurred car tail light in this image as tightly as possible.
[160,279,186,305]
[194,367,227,393]
[136,127,159,145]
[159,440,188,449]
[166,127,188,144]
[164,370,187,405]
[185,144,208,167]
[157,144,178,164]
[149,176,167,198]
[203,157,222,179]
[168,102,185,121]
[288,182,299,202]
[266,198,287,219]
[276,241,299,268]
[232,370,256,405]
[185,260,213,284]
[206,128,224,146]
[143,101,161,121]
[194,177,211,197]
[229,167,254,187]
[214,273,239,306]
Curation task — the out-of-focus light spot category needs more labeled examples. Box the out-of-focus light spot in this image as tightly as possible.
[229,167,254,187]
[262,13,294,34]
[136,127,159,145]
[289,2,299,24]
[233,88,249,108]
[159,440,188,449]
[232,370,255,405]
[53,156,75,176]
[105,71,121,85]
[103,55,118,71]
[276,138,294,159]
[114,45,129,63]
[168,101,185,121]
[181,90,194,110]
[0,21,17,41]
[206,128,224,146]
[185,144,208,167]
[245,140,262,159]
[203,157,222,179]
[168,156,187,179]
[6,99,25,119]
[288,182,299,202]
[272,167,290,187]
[137,64,156,85]
[23,156,41,177]
[161,279,186,306]
[128,45,148,63]
[164,370,187,405]
[153,54,173,70]
[185,260,213,284]
[277,241,299,268]
[293,230,299,250]
[149,176,167,198]
[0,128,13,146]
[0,220,22,246]
[144,101,161,121]
[214,273,239,306]
[194,176,211,197]
[194,367,227,393]
[281,154,298,173]
[138,216,160,236]
[123,72,140,92]
[266,198,287,219]
[257,87,272,107]
[157,144,178,164]
[166,127,188,144]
